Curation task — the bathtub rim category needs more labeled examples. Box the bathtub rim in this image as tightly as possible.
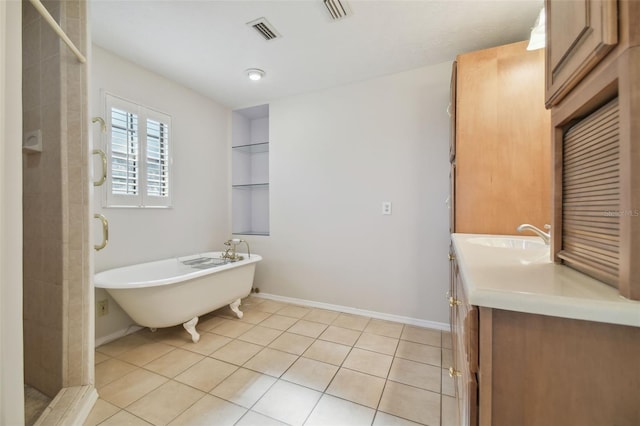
[94,252,262,289]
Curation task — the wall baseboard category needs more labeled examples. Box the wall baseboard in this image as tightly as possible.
[95,325,143,348]
[253,292,450,331]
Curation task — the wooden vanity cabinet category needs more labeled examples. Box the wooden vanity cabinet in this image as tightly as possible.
[449,250,479,426]
[449,245,640,425]
[478,308,640,426]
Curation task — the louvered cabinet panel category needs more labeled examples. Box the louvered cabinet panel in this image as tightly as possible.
[559,98,619,286]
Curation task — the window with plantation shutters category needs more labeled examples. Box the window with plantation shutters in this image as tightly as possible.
[559,97,619,287]
[104,93,172,208]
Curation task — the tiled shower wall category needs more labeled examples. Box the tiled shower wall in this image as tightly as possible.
[22,0,90,398]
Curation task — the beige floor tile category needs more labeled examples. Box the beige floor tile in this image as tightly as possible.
[235,411,288,426]
[372,411,423,426]
[302,339,352,366]
[318,325,361,346]
[379,381,440,426]
[210,368,276,408]
[343,348,393,378]
[238,326,283,346]
[326,368,386,409]
[95,358,137,389]
[276,305,311,319]
[287,320,328,338]
[127,381,205,425]
[396,340,441,367]
[332,313,370,331]
[306,394,375,426]
[364,319,404,338]
[355,333,399,356]
[243,347,298,377]
[237,309,272,325]
[140,326,191,347]
[441,395,459,426]
[95,352,110,365]
[83,398,119,425]
[97,410,153,426]
[143,348,204,378]
[210,340,263,366]
[211,319,255,338]
[99,369,168,408]
[259,314,298,331]
[302,308,340,324]
[117,342,175,367]
[388,358,441,392]
[181,332,232,356]
[97,334,152,358]
[268,332,314,355]
[175,357,238,392]
[442,348,453,368]
[441,368,455,397]
[253,300,288,313]
[281,357,339,391]
[253,380,321,426]
[167,394,246,426]
[442,331,453,349]
[199,315,227,331]
[400,326,441,347]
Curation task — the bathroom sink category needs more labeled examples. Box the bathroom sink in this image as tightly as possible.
[467,237,547,250]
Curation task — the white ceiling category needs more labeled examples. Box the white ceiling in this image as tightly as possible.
[90,0,543,109]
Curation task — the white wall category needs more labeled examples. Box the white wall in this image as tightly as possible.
[1,0,25,423]
[248,63,452,325]
[91,46,231,341]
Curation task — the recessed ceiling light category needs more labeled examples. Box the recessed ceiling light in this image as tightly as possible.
[246,68,265,81]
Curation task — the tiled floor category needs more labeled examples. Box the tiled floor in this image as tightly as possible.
[86,297,457,426]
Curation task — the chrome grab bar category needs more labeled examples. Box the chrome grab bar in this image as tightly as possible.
[94,214,109,251]
[92,149,107,187]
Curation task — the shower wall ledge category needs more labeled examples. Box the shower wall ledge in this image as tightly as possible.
[33,385,97,426]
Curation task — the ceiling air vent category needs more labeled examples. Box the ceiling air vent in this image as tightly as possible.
[324,0,349,20]
[247,17,280,41]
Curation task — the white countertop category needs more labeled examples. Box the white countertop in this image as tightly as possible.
[452,233,640,327]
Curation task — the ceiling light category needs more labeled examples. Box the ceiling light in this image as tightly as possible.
[527,7,545,51]
[246,68,265,81]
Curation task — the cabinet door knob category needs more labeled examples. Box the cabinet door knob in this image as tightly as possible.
[449,296,461,307]
[449,366,462,377]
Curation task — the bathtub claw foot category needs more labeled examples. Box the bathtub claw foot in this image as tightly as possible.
[149,327,157,333]
[229,298,243,319]
[183,317,200,343]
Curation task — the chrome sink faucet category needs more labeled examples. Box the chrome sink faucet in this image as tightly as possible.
[516,224,551,245]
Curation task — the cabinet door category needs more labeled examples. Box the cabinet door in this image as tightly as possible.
[545,0,618,107]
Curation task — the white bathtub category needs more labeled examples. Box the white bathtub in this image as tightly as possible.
[94,252,262,342]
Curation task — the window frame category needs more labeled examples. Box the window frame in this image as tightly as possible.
[103,92,172,208]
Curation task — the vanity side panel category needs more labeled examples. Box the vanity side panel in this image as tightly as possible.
[488,309,640,426]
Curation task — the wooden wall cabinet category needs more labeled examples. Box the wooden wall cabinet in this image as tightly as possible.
[548,1,640,299]
[453,41,551,235]
[545,0,618,107]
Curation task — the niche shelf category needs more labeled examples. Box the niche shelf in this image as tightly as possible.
[232,104,269,236]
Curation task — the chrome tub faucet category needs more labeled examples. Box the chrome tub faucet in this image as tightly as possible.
[222,238,251,261]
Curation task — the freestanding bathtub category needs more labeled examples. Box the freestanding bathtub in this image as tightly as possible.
[94,252,262,342]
